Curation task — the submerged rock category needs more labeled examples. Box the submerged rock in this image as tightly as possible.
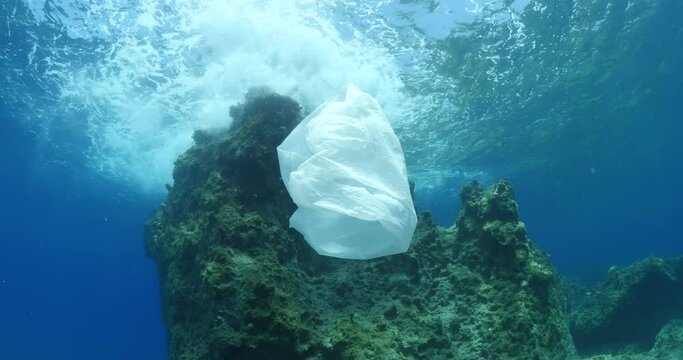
[570,256,683,356]
[146,92,575,359]
[651,319,683,358]
[580,320,683,360]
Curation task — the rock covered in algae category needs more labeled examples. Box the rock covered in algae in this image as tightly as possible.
[651,319,683,358]
[579,320,683,360]
[570,256,683,356]
[145,91,575,359]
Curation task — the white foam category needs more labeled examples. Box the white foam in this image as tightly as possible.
[27,0,408,193]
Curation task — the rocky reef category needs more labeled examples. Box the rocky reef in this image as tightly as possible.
[145,91,680,359]
[576,320,683,360]
[569,256,683,358]
[144,92,573,359]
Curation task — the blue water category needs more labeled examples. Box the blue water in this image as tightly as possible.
[1,118,168,358]
[2,0,683,358]
[417,71,683,279]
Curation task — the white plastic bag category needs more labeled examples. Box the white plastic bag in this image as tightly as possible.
[277,84,417,259]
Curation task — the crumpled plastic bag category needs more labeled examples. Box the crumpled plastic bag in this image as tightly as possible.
[277,84,417,259]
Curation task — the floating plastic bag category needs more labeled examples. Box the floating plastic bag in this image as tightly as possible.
[277,84,417,260]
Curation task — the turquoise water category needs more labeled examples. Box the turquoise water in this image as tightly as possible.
[1,0,681,358]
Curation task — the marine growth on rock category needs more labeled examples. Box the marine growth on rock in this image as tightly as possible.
[146,91,681,360]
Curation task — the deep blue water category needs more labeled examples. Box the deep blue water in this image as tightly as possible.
[2,0,683,358]
[1,119,168,358]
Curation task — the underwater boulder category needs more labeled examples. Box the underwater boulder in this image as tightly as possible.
[570,256,683,356]
[651,319,683,358]
[146,91,575,360]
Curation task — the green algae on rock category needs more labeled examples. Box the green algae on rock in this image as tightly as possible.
[580,320,683,360]
[146,91,575,359]
[570,256,683,356]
